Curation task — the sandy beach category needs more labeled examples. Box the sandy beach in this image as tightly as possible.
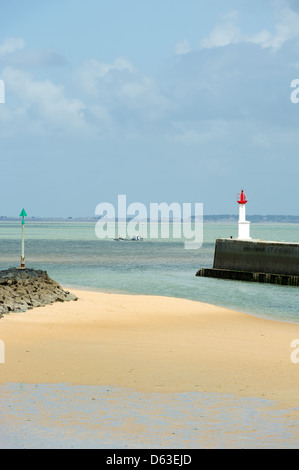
[0,289,299,418]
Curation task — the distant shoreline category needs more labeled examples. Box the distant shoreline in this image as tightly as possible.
[1,215,299,223]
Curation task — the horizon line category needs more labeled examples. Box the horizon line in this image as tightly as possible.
[0,214,299,221]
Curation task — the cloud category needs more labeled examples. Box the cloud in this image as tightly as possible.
[74,57,135,96]
[200,11,243,49]
[74,57,170,123]
[0,38,25,56]
[0,51,171,139]
[0,37,67,69]
[162,36,296,133]
[2,66,89,135]
[251,1,299,49]
[199,3,299,51]
[1,11,298,145]
[175,39,192,55]
[1,54,170,138]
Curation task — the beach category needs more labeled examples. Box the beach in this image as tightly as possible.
[2,0,299,449]
[0,289,299,414]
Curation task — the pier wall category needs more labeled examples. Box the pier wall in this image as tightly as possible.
[196,238,299,286]
[213,239,299,276]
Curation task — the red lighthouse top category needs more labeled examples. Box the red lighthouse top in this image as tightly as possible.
[237,190,248,205]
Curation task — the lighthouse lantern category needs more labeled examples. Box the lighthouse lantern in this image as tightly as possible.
[237,190,247,205]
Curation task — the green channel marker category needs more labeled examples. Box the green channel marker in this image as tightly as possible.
[20,208,27,268]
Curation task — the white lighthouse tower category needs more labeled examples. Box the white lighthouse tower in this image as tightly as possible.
[237,190,251,240]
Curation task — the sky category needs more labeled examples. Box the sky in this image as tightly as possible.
[0,0,299,217]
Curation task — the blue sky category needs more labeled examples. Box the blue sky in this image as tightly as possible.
[0,0,299,217]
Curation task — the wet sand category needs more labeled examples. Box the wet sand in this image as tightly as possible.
[1,383,298,449]
[0,289,299,416]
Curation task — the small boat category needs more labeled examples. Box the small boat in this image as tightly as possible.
[114,235,143,241]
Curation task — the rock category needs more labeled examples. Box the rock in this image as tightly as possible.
[0,268,78,317]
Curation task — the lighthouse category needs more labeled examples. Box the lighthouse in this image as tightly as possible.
[237,190,251,240]
[197,188,299,286]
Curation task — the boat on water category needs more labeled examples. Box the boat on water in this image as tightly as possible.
[131,236,143,241]
[114,235,143,241]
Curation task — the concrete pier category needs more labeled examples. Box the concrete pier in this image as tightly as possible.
[197,238,299,286]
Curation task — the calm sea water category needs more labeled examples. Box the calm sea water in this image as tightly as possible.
[0,220,298,323]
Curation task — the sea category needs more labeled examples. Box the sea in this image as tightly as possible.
[0,220,298,323]
[1,220,299,449]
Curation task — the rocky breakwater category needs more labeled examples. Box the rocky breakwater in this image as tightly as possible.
[0,268,78,317]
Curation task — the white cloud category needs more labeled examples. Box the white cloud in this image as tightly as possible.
[0,37,67,68]
[200,11,242,49]
[2,66,89,135]
[248,30,274,48]
[0,38,25,56]
[263,3,299,49]
[246,1,299,49]
[175,39,192,55]
[74,57,170,122]
[199,3,299,51]
[74,57,135,96]
[1,55,170,138]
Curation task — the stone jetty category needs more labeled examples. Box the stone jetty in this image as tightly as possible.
[0,268,78,317]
